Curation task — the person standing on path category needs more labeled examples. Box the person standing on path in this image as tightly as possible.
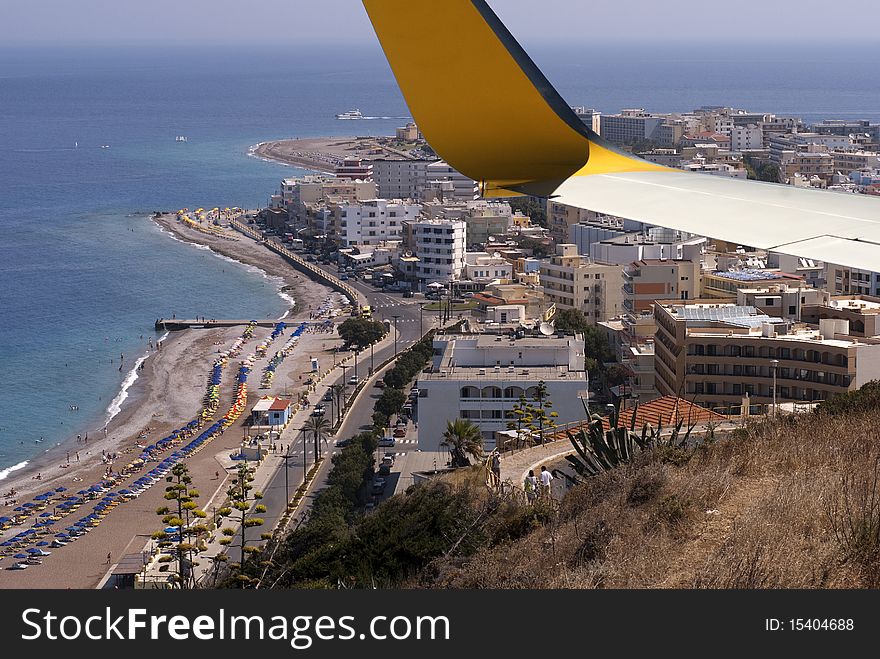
[540,465,553,498]
[524,469,537,503]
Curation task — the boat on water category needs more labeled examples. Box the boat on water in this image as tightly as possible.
[175,135,188,142]
[336,109,364,120]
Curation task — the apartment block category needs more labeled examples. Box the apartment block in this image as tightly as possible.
[463,252,514,286]
[702,269,803,298]
[730,124,763,152]
[539,244,624,322]
[653,302,880,410]
[832,150,880,173]
[600,109,665,144]
[622,259,701,314]
[735,285,824,319]
[331,199,419,247]
[825,263,880,297]
[424,161,479,202]
[590,232,706,266]
[371,159,432,201]
[801,295,880,337]
[572,106,601,134]
[412,218,467,283]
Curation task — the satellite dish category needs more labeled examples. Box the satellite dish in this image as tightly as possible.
[539,322,554,336]
[402,249,413,258]
[493,251,501,258]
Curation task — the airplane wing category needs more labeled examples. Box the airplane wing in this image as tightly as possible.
[362,0,880,271]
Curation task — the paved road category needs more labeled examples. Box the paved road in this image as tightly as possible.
[224,266,436,564]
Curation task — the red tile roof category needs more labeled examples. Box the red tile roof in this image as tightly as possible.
[547,396,724,440]
[269,398,292,411]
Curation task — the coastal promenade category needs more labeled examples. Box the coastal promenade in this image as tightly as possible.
[229,218,364,306]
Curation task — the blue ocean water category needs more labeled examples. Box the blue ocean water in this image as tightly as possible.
[0,41,878,476]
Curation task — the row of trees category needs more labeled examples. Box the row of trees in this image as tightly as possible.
[236,432,378,587]
[337,316,386,351]
[372,332,436,430]
[153,462,265,588]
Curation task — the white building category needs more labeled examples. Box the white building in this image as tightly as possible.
[413,218,467,283]
[424,161,479,201]
[589,232,706,266]
[332,199,420,247]
[463,252,514,285]
[416,333,589,451]
[730,124,763,152]
[371,159,432,201]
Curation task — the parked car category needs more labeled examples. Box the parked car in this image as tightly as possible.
[335,438,352,448]
[322,390,333,402]
[374,380,386,389]
[340,274,349,280]
[378,436,396,447]
[347,375,360,386]
[393,427,407,438]
[402,290,414,298]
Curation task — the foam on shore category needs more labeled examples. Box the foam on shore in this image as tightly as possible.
[104,340,160,425]
[0,460,29,481]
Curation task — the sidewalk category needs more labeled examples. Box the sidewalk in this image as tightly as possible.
[139,328,399,585]
[499,420,741,490]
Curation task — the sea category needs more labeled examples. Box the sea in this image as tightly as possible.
[1,40,878,478]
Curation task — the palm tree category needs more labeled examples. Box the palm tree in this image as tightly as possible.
[440,419,484,468]
[331,383,346,425]
[303,415,331,461]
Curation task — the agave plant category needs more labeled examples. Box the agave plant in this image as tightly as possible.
[565,400,694,479]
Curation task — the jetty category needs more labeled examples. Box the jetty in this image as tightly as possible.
[155,319,279,331]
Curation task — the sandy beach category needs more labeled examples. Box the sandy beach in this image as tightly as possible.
[252,135,417,172]
[0,213,341,588]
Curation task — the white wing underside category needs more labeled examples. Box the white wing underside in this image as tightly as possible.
[552,171,880,272]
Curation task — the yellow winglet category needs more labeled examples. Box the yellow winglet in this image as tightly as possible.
[362,0,666,196]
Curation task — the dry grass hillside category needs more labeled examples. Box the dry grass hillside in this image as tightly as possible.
[423,410,880,589]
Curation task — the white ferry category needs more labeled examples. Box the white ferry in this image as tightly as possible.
[336,109,364,120]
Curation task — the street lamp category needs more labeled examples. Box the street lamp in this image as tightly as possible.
[770,359,779,418]
[392,315,400,356]
[354,349,359,380]
[418,302,426,337]
[280,442,294,506]
[370,340,375,375]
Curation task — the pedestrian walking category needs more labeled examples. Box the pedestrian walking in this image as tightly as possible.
[491,451,501,480]
[524,469,537,503]
[106,552,112,564]
[540,465,554,498]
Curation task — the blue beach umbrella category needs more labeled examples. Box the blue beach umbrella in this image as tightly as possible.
[55,487,66,492]
[36,541,49,547]
[26,548,42,554]
[14,554,27,559]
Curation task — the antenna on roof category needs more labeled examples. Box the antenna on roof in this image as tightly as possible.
[539,321,555,336]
